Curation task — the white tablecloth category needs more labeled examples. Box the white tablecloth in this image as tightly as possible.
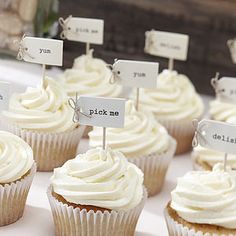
[0,59,211,236]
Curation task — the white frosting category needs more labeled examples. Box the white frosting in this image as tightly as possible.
[89,100,171,158]
[0,131,34,183]
[2,77,76,133]
[210,99,236,124]
[51,147,144,211]
[193,146,236,169]
[59,53,122,98]
[171,163,236,229]
[131,70,204,121]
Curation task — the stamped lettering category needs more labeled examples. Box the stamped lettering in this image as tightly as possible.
[59,16,104,44]
[193,119,236,155]
[17,36,63,66]
[111,60,158,88]
[145,30,189,61]
[71,96,125,128]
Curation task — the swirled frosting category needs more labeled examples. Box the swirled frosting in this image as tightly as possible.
[210,99,236,123]
[51,147,144,211]
[171,163,236,229]
[59,52,122,98]
[89,100,171,158]
[131,69,204,120]
[0,131,34,183]
[193,146,236,169]
[2,77,76,133]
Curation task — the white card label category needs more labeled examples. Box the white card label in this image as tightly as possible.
[75,96,125,128]
[18,36,63,66]
[145,30,189,61]
[213,77,236,104]
[112,60,158,88]
[193,119,236,155]
[228,39,236,64]
[0,81,10,111]
[60,16,104,44]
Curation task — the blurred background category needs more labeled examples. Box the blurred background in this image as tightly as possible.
[1,0,236,95]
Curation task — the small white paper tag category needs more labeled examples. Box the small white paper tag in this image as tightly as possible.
[0,81,10,111]
[145,30,189,61]
[18,36,63,66]
[228,39,236,64]
[112,60,158,88]
[76,96,125,128]
[213,77,236,104]
[60,16,104,44]
[193,119,236,155]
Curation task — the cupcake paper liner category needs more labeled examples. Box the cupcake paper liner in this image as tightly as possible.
[128,137,176,197]
[4,123,85,171]
[157,118,200,155]
[47,186,147,236]
[0,162,36,226]
[164,208,235,236]
[82,125,92,138]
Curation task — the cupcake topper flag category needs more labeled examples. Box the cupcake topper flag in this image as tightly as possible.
[211,72,236,104]
[192,119,236,171]
[69,95,125,149]
[109,60,159,110]
[144,30,189,71]
[59,16,104,55]
[16,34,63,88]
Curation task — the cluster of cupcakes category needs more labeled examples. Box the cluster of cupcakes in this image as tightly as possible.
[2,20,236,236]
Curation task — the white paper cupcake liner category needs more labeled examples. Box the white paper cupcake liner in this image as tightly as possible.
[47,186,147,236]
[3,123,86,171]
[128,137,176,197]
[164,207,235,236]
[157,117,201,155]
[0,162,36,226]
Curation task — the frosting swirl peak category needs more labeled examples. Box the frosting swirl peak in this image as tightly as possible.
[0,131,34,183]
[59,53,122,98]
[171,163,236,229]
[51,147,144,211]
[131,70,204,120]
[89,100,171,157]
[2,77,76,133]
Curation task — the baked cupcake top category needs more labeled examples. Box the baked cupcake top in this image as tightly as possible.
[131,69,204,121]
[171,163,236,229]
[0,131,34,184]
[51,147,144,211]
[210,99,236,123]
[89,100,171,158]
[193,146,236,169]
[59,52,122,98]
[2,77,76,133]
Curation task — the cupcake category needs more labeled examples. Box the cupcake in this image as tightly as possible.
[130,69,204,154]
[165,163,236,235]
[89,100,176,196]
[192,146,236,171]
[1,77,85,171]
[0,131,36,226]
[210,99,236,123]
[47,147,146,236]
[59,51,122,137]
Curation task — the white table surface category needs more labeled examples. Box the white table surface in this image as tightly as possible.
[0,59,211,236]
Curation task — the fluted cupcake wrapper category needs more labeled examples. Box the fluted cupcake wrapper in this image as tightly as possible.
[157,117,202,155]
[3,123,86,171]
[128,138,176,197]
[0,162,36,226]
[164,208,235,236]
[47,186,147,236]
